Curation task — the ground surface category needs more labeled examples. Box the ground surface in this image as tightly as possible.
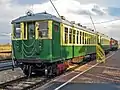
[0,67,24,84]
[36,50,120,90]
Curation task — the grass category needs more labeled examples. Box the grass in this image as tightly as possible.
[0,44,11,60]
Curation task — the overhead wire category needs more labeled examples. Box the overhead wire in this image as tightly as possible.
[83,18,120,25]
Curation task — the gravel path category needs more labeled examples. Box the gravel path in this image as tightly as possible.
[0,68,25,84]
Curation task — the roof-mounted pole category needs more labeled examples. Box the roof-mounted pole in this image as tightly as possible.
[49,0,61,18]
[88,13,97,32]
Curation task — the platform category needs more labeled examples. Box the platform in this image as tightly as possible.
[36,50,120,90]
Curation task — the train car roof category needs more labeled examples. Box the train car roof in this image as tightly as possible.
[12,12,108,35]
[12,12,97,34]
[97,31,110,39]
[11,12,62,24]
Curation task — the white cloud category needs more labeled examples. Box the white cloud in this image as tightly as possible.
[0,0,29,33]
[74,0,107,5]
[0,0,120,43]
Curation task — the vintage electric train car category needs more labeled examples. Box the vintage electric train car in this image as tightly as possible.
[110,38,118,51]
[11,12,111,76]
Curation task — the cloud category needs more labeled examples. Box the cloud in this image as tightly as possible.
[74,0,107,5]
[69,4,108,16]
[16,0,48,5]
[0,0,120,43]
[0,0,29,43]
[91,5,106,15]
[15,0,57,5]
[106,20,120,39]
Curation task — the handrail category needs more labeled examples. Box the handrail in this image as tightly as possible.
[96,44,105,63]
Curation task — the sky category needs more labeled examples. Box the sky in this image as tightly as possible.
[0,0,120,43]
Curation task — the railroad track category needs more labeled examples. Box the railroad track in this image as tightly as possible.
[0,65,13,71]
[0,52,113,90]
[0,61,13,71]
[0,59,92,90]
[0,75,51,90]
[0,59,11,63]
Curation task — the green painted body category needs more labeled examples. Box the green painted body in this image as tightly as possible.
[61,45,96,59]
[102,45,110,50]
[12,21,110,63]
[12,39,53,60]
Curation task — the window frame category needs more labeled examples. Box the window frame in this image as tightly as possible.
[82,32,84,44]
[12,22,22,40]
[27,21,36,39]
[73,29,76,44]
[36,20,52,39]
[76,30,79,44]
[64,27,69,44]
[23,22,27,40]
[69,28,72,44]
[79,31,82,44]
[62,24,73,45]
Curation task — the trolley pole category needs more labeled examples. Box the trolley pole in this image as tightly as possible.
[88,12,105,63]
[88,12,97,44]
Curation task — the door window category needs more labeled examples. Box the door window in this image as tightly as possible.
[54,23,59,32]
[28,22,35,39]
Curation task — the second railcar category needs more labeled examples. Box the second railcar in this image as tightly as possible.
[110,38,118,51]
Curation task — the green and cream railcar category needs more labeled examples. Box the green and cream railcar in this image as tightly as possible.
[11,12,110,76]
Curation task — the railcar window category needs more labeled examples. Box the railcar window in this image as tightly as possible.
[80,32,81,44]
[82,32,84,44]
[73,30,76,44]
[94,36,96,44]
[38,22,48,38]
[54,25,58,32]
[77,31,79,44]
[69,29,72,44]
[91,35,93,44]
[24,23,27,39]
[101,38,103,44]
[85,33,87,44]
[28,22,35,39]
[90,35,92,44]
[92,36,94,44]
[65,27,68,44]
[87,34,89,44]
[89,34,90,44]
[54,23,59,32]
[88,34,90,44]
[14,23,21,38]
[86,34,88,44]
[93,36,95,44]
[89,35,90,44]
